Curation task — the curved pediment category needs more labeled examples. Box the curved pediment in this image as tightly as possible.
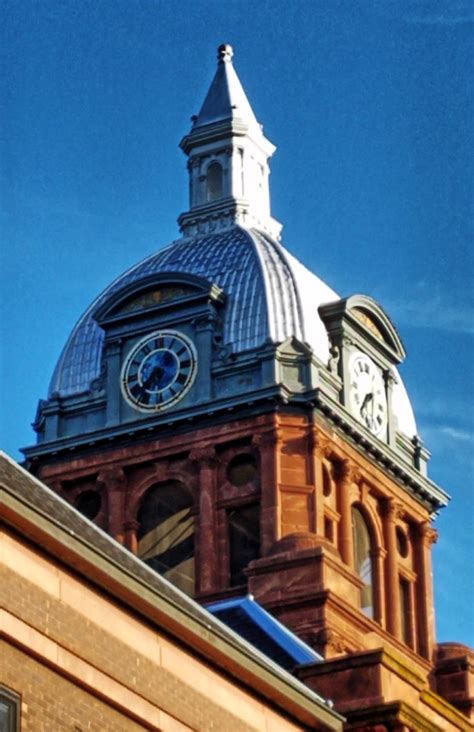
[318,294,406,364]
[94,272,225,324]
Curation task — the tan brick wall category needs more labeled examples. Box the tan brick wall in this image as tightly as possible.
[1,643,147,732]
[1,529,310,732]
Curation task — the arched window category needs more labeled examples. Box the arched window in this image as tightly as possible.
[352,506,374,618]
[206,162,223,201]
[137,481,194,596]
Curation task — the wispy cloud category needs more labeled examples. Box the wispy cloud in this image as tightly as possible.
[419,423,474,448]
[404,14,474,26]
[383,282,474,336]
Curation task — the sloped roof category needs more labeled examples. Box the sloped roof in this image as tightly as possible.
[193,44,260,131]
[207,595,323,671]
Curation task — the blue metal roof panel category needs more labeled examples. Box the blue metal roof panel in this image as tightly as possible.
[206,595,322,669]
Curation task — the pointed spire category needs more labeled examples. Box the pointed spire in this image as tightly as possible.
[178,45,282,241]
[193,44,260,131]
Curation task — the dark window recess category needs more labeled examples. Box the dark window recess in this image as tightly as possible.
[75,490,101,520]
[322,464,332,496]
[137,481,194,596]
[324,517,334,542]
[116,285,196,314]
[396,526,409,558]
[400,578,412,646]
[227,454,258,487]
[228,504,260,586]
[0,687,20,732]
[206,162,223,201]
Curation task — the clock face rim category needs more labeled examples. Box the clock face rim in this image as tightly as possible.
[348,352,387,437]
[120,329,197,413]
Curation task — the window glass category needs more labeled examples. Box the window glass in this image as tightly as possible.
[0,687,20,732]
[137,481,194,596]
[228,504,260,586]
[352,506,374,618]
[117,285,195,314]
[207,162,223,201]
[227,454,258,487]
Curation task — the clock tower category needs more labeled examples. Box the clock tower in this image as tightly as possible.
[24,45,473,729]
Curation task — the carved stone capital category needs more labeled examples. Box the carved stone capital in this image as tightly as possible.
[97,466,126,490]
[314,628,349,656]
[419,521,438,547]
[335,459,361,486]
[252,431,280,450]
[189,446,218,468]
[383,498,405,522]
[383,368,398,388]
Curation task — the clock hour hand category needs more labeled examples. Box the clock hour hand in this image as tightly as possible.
[360,391,373,415]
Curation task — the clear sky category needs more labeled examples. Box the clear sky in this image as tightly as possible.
[1,1,473,646]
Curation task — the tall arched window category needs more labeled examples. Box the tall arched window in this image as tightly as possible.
[137,481,194,596]
[352,506,374,618]
[206,162,223,201]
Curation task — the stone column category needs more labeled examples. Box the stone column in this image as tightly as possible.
[193,315,215,404]
[384,368,398,449]
[413,521,438,659]
[124,519,139,554]
[382,498,403,639]
[310,430,325,536]
[105,338,122,427]
[336,460,354,566]
[253,430,280,555]
[97,466,126,543]
[190,447,218,594]
[371,546,387,627]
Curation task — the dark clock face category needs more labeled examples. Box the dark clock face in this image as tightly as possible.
[121,330,197,412]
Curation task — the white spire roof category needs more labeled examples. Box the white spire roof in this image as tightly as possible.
[193,44,260,131]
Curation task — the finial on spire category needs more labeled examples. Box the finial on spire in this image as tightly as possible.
[217,44,233,64]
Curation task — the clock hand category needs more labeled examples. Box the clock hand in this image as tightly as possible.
[360,391,373,415]
[143,365,164,390]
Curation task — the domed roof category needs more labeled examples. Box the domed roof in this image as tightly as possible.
[49,226,334,396]
[49,225,417,438]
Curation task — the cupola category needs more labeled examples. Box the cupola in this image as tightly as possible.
[178,44,282,240]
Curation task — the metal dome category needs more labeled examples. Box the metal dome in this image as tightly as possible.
[48,225,417,438]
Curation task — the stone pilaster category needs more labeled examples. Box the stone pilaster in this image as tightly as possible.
[336,459,354,567]
[97,466,126,543]
[414,521,438,659]
[382,498,404,639]
[190,447,219,594]
[253,431,280,555]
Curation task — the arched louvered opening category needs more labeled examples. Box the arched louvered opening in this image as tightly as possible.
[352,505,374,618]
[206,162,223,201]
[137,481,194,596]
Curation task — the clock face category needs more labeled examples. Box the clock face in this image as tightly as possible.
[121,330,197,412]
[349,353,387,436]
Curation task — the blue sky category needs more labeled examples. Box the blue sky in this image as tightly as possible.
[1,1,473,646]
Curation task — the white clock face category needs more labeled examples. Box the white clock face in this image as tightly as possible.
[349,353,387,436]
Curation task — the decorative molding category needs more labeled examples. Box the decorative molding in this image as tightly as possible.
[189,446,218,468]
